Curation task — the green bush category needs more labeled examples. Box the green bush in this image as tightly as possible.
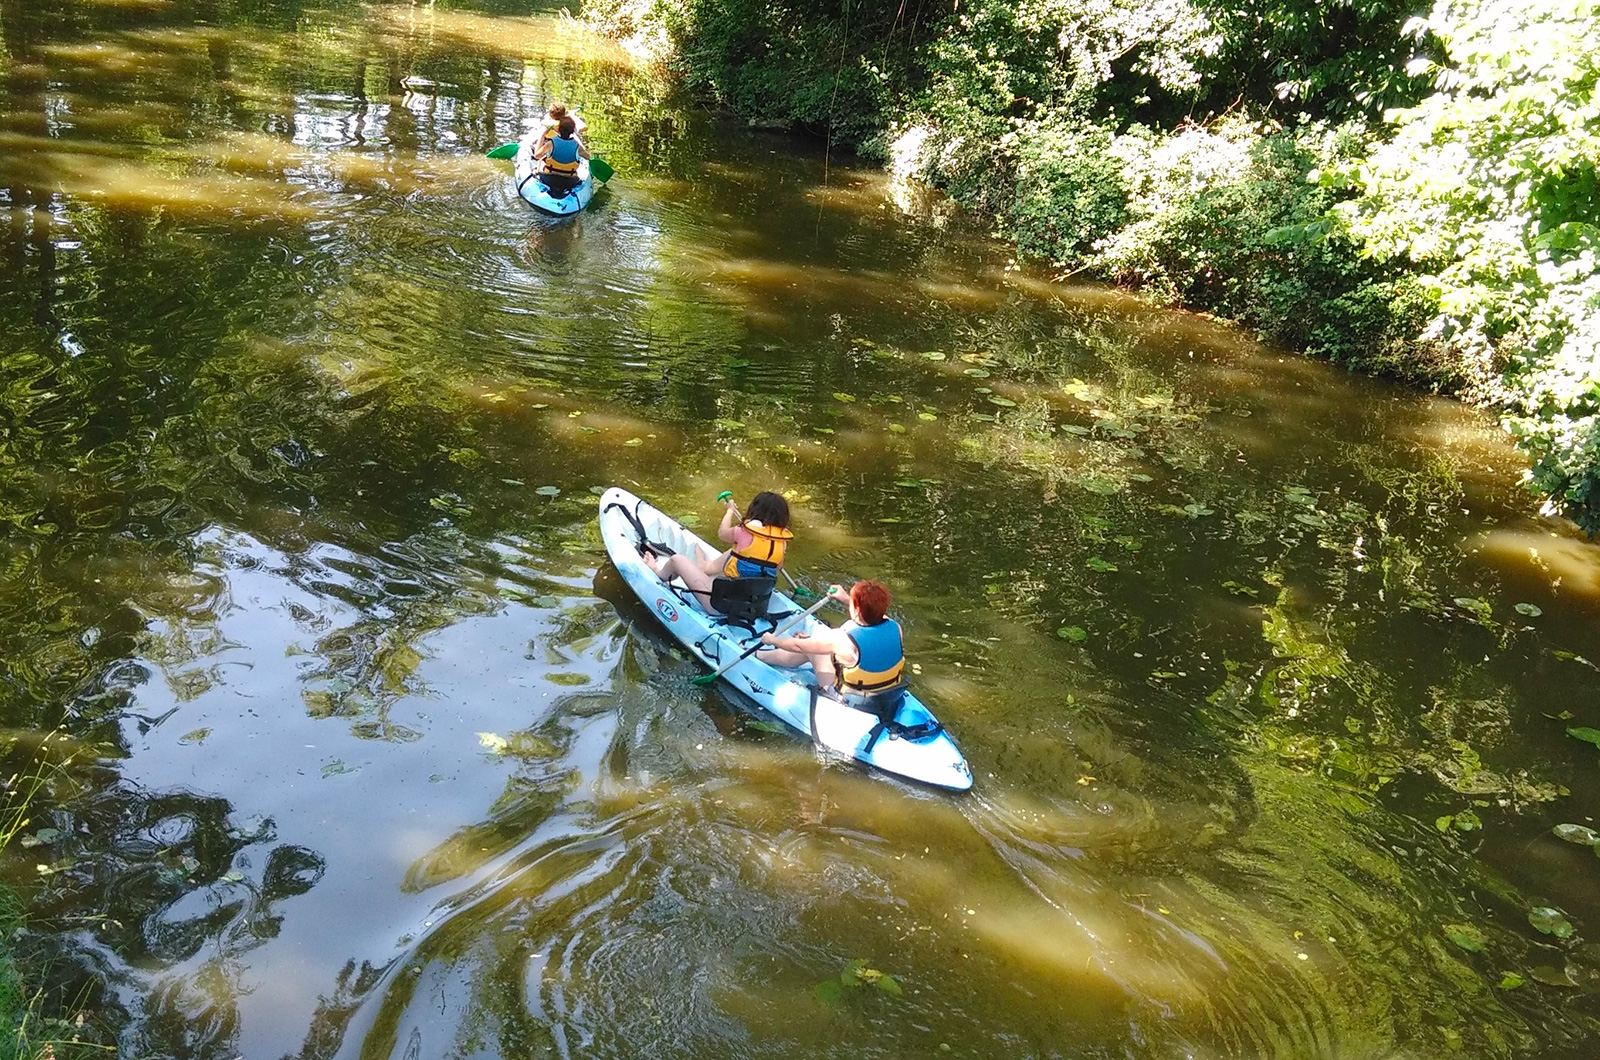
[1001,119,1130,265]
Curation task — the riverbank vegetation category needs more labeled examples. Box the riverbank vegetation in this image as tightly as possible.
[586,0,1600,531]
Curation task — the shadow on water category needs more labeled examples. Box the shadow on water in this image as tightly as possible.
[3,2,1600,1059]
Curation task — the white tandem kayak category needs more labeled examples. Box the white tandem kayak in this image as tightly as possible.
[598,488,972,791]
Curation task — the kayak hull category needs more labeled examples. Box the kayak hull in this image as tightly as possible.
[514,135,593,216]
[597,488,972,791]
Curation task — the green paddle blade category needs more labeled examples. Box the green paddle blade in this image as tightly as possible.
[485,142,518,160]
[589,156,615,182]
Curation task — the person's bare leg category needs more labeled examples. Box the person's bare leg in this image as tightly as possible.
[644,552,714,603]
[759,647,835,688]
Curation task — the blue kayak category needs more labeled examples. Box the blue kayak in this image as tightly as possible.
[514,134,593,216]
[598,487,973,791]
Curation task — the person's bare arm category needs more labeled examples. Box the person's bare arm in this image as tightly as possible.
[715,500,740,544]
[761,626,846,658]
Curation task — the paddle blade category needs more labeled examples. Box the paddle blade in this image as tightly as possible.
[486,142,519,160]
[589,156,615,183]
[691,672,718,686]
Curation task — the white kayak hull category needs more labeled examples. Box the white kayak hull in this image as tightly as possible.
[514,135,593,216]
[597,488,972,791]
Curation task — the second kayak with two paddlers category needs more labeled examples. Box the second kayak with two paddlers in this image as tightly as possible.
[597,487,973,791]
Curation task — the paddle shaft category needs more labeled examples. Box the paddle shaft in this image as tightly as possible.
[692,592,833,685]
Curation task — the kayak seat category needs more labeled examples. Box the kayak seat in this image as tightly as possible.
[709,575,776,628]
[539,171,583,195]
[848,682,944,753]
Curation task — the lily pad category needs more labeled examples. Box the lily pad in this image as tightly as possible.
[1056,626,1088,642]
[623,438,643,446]
[179,728,211,745]
[887,423,907,434]
[1566,726,1600,747]
[963,368,990,378]
[833,392,857,403]
[1528,906,1574,938]
[1514,603,1543,617]
[1443,923,1488,953]
[1497,972,1526,990]
[920,351,947,361]
[535,486,561,497]
[917,411,938,421]
[1086,557,1118,572]
[1553,823,1600,845]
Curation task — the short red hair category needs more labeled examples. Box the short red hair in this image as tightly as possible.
[850,580,891,625]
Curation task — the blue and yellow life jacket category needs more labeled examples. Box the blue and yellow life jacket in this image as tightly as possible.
[721,521,793,578]
[840,618,905,693]
[544,135,581,174]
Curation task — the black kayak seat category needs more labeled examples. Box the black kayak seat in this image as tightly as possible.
[539,171,583,195]
[709,575,776,626]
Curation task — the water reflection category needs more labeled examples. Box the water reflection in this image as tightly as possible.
[3,2,1600,1059]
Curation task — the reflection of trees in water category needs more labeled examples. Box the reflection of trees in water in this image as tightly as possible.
[13,763,325,1056]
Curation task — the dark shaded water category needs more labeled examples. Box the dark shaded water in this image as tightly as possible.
[2,2,1599,1057]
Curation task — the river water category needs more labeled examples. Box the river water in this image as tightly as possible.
[2,2,1598,1058]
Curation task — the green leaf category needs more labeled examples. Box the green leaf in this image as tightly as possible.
[964,368,990,378]
[873,974,903,997]
[1443,923,1487,953]
[887,423,907,434]
[813,979,843,1006]
[321,759,357,777]
[743,718,786,734]
[988,396,1017,408]
[917,411,938,421]
[1553,823,1600,845]
[1497,972,1526,990]
[1514,603,1543,617]
[840,958,867,986]
[1056,626,1088,642]
[920,351,946,361]
[535,486,561,497]
[833,392,857,403]
[1435,815,1455,833]
[1528,907,1574,939]
[1086,557,1118,572]
[1453,809,1482,832]
[179,728,211,745]
[1566,727,1600,747]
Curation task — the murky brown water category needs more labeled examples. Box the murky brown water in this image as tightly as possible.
[3,2,1600,1057]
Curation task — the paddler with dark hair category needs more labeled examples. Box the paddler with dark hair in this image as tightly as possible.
[644,490,793,600]
[533,114,590,192]
[757,580,905,700]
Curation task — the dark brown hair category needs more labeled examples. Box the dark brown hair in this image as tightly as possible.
[745,491,790,528]
[557,115,576,137]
